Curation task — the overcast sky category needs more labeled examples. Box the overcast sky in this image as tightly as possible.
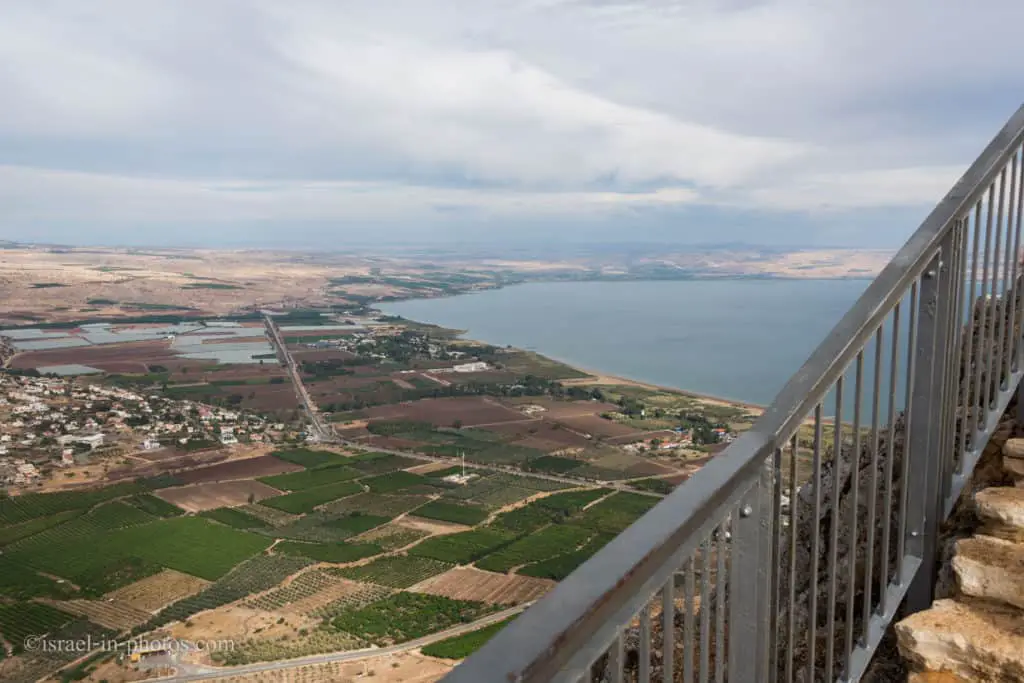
[2,1,1023,249]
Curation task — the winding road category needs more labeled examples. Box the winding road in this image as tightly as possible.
[156,603,529,682]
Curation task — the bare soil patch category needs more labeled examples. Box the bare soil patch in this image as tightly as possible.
[363,397,527,427]
[156,480,283,512]
[412,566,554,605]
[106,568,211,612]
[174,455,302,484]
[551,414,643,438]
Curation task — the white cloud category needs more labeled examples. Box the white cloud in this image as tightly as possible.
[1,0,1023,244]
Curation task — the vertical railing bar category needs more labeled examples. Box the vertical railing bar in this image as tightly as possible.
[952,218,971,473]
[896,281,919,576]
[998,160,1018,390]
[807,404,824,681]
[880,302,901,616]
[640,604,651,683]
[714,522,726,683]
[862,326,884,644]
[662,578,674,683]
[988,168,1007,406]
[768,446,783,683]
[684,558,695,683]
[1011,147,1024,372]
[610,632,624,683]
[825,376,844,681]
[1006,149,1023,375]
[943,225,967,501]
[785,435,798,683]
[971,195,993,440]
[959,202,982,460]
[843,352,864,677]
[699,538,711,683]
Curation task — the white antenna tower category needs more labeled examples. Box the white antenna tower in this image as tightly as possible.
[460,450,466,478]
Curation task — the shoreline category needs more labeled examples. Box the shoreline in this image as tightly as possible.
[378,304,768,414]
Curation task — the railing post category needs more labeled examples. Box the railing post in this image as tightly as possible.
[904,238,954,613]
[728,461,773,681]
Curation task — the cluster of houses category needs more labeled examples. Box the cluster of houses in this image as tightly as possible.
[0,374,277,488]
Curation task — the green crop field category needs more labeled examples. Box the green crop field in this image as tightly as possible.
[270,448,350,469]
[408,528,514,564]
[354,524,428,551]
[346,452,419,475]
[421,616,517,659]
[0,510,79,546]
[0,602,76,653]
[322,492,430,518]
[630,478,676,495]
[489,488,610,534]
[331,592,500,645]
[518,533,616,581]
[0,556,76,600]
[275,540,383,564]
[5,515,272,592]
[259,481,363,514]
[200,507,272,530]
[126,494,184,517]
[244,569,342,611]
[258,465,361,491]
[527,455,583,473]
[534,488,611,514]
[322,513,391,535]
[0,481,148,524]
[573,492,659,534]
[362,471,428,493]
[475,525,593,573]
[85,500,159,529]
[148,554,314,629]
[332,555,452,588]
[410,500,488,526]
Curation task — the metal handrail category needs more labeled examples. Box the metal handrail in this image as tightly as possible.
[443,104,1024,683]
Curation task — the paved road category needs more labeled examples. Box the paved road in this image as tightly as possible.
[156,603,529,682]
[263,316,333,442]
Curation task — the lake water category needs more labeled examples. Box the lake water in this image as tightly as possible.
[380,279,877,407]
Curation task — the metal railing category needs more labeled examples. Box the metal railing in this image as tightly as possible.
[442,104,1024,683]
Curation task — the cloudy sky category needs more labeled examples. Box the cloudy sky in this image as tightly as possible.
[2,1,1023,249]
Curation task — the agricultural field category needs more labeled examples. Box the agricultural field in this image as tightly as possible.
[273,540,383,564]
[422,616,517,660]
[410,500,489,526]
[244,568,344,612]
[0,481,148,524]
[490,488,611,534]
[4,515,272,592]
[50,597,152,631]
[409,528,515,565]
[474,524,594,573]
[573,492,660,534]
[173,455,302,485]
[330,592,500,645]
[236,503,300,527]
[345,452,420,475]
[104,568,211,613]
[518,533,617,581]
[270,448,352,469]
[527,455,584,474]
[155,480,283,512]
[306,581,395,619]
[148,554,314,629]
[200,506,273,530]
[352,523,428,551]
[0,509,80,546]
[258,480,363,514]
[362,396,527,427]
[0,602,75,653]
[126,493,185,517]
[414,567,554,605]
[332,555,452,589]
[321,492,430,518]
[362,470,428,493]
[258,465,361,491]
